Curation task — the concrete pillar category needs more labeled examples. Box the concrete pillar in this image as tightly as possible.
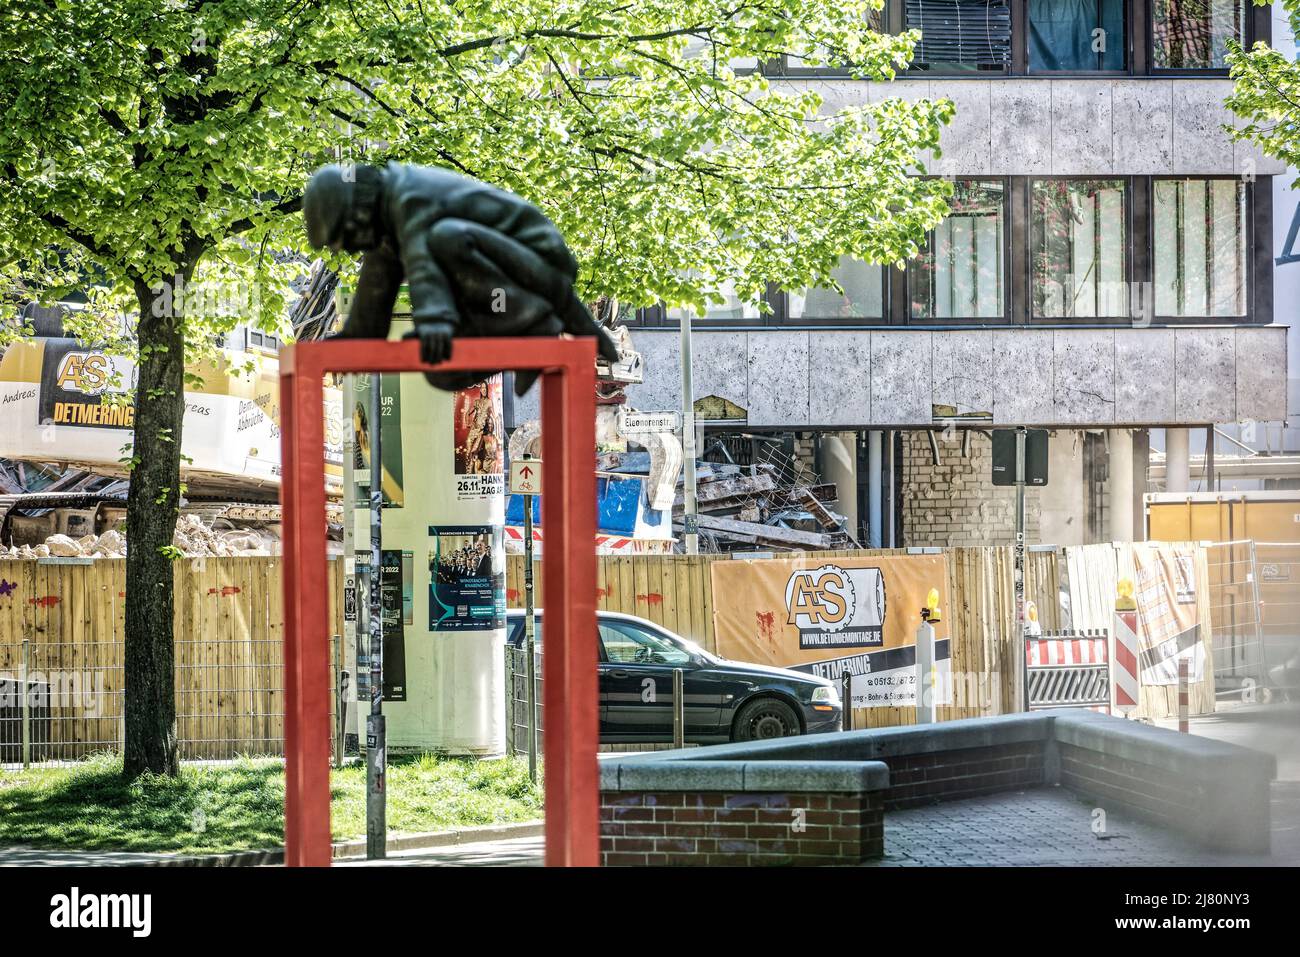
[821,432,859,540]
[1166,427,1190,493]
[1108,429,1134,543]
[344,317,506,756]
[1132,429,1150,541]
[867,431,883,548]
[1038,430,1085,547]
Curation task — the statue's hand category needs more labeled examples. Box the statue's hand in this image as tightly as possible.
[404,321,456,366]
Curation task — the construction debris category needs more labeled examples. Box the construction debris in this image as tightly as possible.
[639,435,856,552]
[674,513,851,550]
[1,515,279,559]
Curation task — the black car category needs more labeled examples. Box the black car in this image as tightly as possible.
[505,609,842,744]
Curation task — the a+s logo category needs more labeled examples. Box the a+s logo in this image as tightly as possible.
[785,565,856,633]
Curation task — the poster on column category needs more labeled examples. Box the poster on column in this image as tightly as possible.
[380,550,411,701]
[1132,544,1209,686]
[351,372,404,507]
[710,555,953,708]
[428,525,506,632]
[353,553,411,702]
[452,376,504,501]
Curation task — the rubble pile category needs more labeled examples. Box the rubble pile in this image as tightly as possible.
[1,516,277,559]
[675,463,854,551]
[604,451,855,552]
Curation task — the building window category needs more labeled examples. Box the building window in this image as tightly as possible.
[788,258,885,320]
[906,0,1013,71]
[1153,178,1247,317]
[666,278,762,322]
[773,10,884,74]
[246,328,280,353]
[910,179,1005,320]
[1151,0,1244,69]
[1031,179,1128,319]
[1028,0,1126,71]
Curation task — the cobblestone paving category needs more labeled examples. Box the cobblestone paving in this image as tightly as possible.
[864,787,1288,867]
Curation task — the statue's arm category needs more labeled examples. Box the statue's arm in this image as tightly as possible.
[340,245,404,338]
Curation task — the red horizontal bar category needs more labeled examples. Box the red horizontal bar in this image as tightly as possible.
[283,337,592,377]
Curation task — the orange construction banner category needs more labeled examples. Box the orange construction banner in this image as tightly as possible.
[710,554,952,708]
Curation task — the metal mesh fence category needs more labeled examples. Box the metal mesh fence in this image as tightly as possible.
[504,644,542,758]
[1205,541,1300,699]
[0,557,344,768]
[0,635,342,766]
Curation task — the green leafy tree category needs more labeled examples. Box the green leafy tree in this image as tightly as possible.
[0,0,951,776]
[1226,1,1300,172]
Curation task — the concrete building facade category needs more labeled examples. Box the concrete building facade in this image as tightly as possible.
[526,1,1294,546]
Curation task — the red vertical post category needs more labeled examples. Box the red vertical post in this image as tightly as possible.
[282,347,333,866]
[281,338,600,867]
[279,349,302,860]
[540,345,599,866]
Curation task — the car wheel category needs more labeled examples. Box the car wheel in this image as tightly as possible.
[732,698,801,742]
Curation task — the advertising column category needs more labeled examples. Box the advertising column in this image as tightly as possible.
[345,316,506,756]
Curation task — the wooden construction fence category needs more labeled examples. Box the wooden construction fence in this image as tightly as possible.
[0,558,344,762]
[507,547,1065,729]
[0,541,1211,766]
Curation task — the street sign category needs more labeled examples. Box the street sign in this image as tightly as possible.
[510,458,542,495]
[991,428,1049,486]
[618,408,682,435]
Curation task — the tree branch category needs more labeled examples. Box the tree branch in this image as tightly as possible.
[226,194,304,236]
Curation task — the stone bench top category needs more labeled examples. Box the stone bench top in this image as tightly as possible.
[603,759,890,793]
[598,709,1275,792]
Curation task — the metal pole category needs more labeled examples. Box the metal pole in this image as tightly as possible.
[680,312,698,554]
[1013,426,1024,712]
[915,621,935,724]
[1248,540,1265,694]
[841,670,853,731]
[365,375,386,860]
[867,431,883,548]
[333,633,345,770]
[1178,657,1189,733]
[20,637,30,768]
[1204,424,1215,492]
[672,667,685,749]
[524,489,538,783]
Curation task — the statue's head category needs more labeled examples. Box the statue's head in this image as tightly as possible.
[303,163,385,253]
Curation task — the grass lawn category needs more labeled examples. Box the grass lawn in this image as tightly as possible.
[0,752,543,855]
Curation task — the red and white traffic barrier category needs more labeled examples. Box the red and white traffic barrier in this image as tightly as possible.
[1025,632,1109,666]
[504,525,673,555]
[1112,584,1141,716]
[1023,631,1112,713]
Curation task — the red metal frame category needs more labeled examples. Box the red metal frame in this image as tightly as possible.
[279,337,598,867]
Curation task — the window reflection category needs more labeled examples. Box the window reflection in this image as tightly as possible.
[789,258,884,319]
[1032,179,1128,319]
[910,180,1005,320]
[1151,0,1244,69]
[1154,179,1246,317]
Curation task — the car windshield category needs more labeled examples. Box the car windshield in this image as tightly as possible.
[507,614,720,664]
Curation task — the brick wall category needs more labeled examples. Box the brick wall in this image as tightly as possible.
[600,789,884,866]
[791,432,818,486]
[1058,742,1196,824]
[901,431,1041,547]
[1056,738,1272,853]
[882,742,1047,809]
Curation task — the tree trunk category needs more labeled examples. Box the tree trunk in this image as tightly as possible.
[122,272,190,777]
